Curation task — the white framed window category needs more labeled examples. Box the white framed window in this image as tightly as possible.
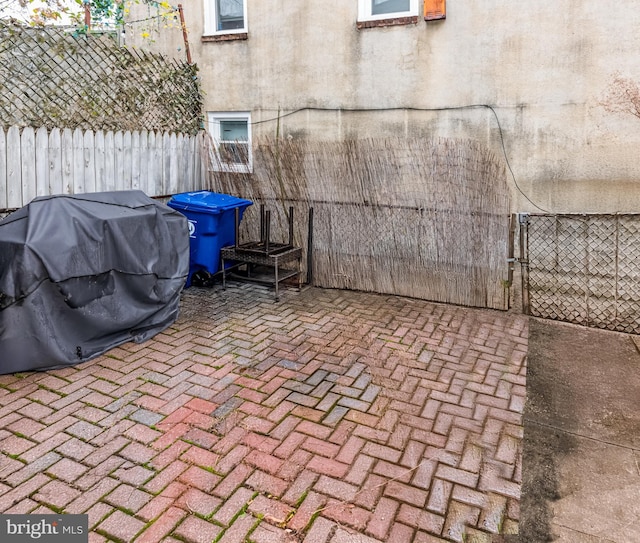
[358,0,418,21]
[208,112,252,173]
[204,0,247,36]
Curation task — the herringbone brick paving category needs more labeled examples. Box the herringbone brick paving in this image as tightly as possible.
[0,284,527,542]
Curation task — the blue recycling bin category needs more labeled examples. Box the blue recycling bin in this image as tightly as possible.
[167,191,252,287]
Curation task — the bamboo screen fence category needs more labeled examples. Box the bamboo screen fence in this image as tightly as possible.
[206,136,511,310]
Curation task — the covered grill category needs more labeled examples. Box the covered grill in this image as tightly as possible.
[0,191,189,374]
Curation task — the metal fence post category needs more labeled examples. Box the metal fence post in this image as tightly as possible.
[518,213,530,315]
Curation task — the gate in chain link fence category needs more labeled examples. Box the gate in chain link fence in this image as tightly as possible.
[0,21,202,134]
[520,213,640,335]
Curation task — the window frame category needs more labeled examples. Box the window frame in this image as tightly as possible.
[207,111,252,174]
[357,0,419,22]
[203,0,248,37]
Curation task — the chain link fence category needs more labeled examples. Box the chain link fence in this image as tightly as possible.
[522,214,640,334]
[0,21,202,134]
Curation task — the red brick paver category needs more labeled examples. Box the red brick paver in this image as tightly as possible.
[0,284,526,542]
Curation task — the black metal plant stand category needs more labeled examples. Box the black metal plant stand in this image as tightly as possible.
[221,205,303,301]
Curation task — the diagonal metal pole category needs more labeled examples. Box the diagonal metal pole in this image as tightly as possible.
[84,0,91,29]
[178,5,192,65]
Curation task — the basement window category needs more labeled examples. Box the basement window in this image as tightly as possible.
[208,112,252,173]
[204,0,247,37]
[358,0,419,23]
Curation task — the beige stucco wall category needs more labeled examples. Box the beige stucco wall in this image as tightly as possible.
[128,0,640,213]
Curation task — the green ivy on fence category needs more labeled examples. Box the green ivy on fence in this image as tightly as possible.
[0,21,203,135]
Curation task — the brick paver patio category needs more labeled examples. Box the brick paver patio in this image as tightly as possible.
[0,283,527,542]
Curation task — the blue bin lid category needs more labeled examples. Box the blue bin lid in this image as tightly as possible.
[168,191,253,213]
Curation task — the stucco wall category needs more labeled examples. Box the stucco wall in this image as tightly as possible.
[129,1,640,213]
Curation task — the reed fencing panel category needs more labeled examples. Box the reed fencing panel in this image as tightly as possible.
[521,213,640,334]
[206,136,511,310]
[0,126,206,213]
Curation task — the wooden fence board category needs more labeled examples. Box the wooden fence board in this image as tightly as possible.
[104,131,116,192]
[35,127,49,197]
[114,130,125,192]
[140,130,151,195]
[94,130,106,192]
[61,128,73,194]
[131,130,141,191]
[73,128,84,194]
[176,133,185,193]
[195,132,205,189]
[123,131,132,190]
[180,134,194,193]
[150,131,163,196]
[48,128,63,196]
[21,127,36,204]
[6,127,21,208]
[83,130,96,193]
[163,132,172,196]
[168,133,179,195]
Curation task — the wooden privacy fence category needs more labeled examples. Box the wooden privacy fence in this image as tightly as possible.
[0,125,206,212]
[521,213,640,334]
[208,136,512,310]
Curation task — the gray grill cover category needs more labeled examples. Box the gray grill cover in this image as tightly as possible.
[0,191,189,374]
